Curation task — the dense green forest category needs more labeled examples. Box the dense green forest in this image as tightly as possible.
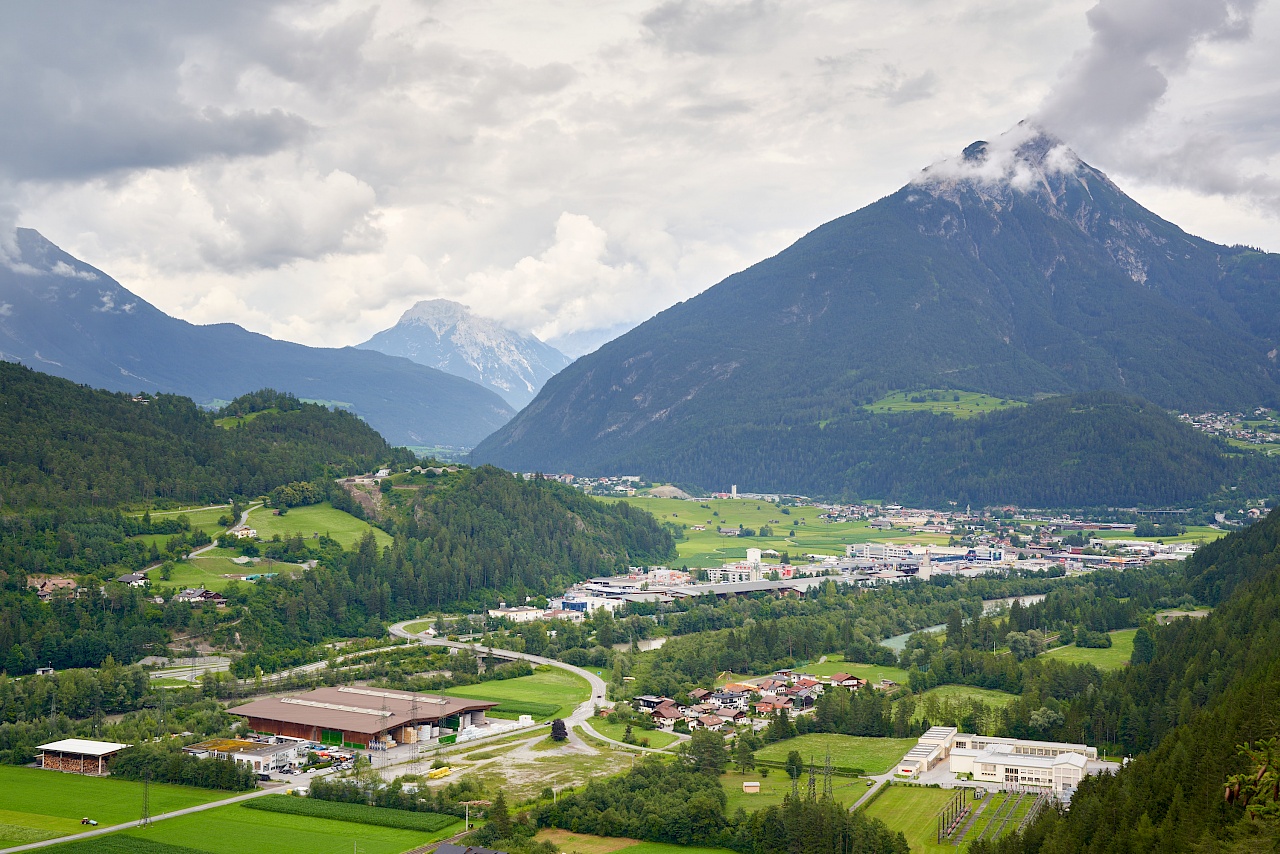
[0,364,415,508]
[226,467,674,674]
[537,756,909,853]
[986,508,1280,852]
[534,391,1280,507]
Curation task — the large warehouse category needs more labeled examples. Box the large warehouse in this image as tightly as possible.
[229,686,498,750]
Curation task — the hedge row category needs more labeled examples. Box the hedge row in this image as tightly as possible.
[243,795,457,832]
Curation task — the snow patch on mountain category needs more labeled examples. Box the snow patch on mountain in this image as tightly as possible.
[359,299,571,409]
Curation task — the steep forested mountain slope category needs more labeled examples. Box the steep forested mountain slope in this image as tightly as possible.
[0,363,414,508]
[359,299,571,408]
[992,510,1280,853]
[0,229,513,447]
[475,128,1280,501]
[570,391,1277,507]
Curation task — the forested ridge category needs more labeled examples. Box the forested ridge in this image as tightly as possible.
[0,363,415,508]
[227,467,674,673]
[986,509,1280,852]
[0,365,674,678]
[579,391,1278,506]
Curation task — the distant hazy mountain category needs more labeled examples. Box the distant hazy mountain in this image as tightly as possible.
[473,127,1280,503]
[0,230,513,447]
[358,299,571,408]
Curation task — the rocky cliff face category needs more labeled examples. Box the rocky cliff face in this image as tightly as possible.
[359,299,571,409]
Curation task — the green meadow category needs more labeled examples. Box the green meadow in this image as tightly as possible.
[442,667,591,720]
[598,496,950,567]
[246,502,392,549]
[755,734,916,776]
[1041,628,1137,670]
[864,390,1026,418]
[0,765,226,848]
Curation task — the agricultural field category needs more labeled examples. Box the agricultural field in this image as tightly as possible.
[1088,526,1223,545]
[442,666,591,720]
[246,502,392,549]
[598,496,950,567]
[585,719,679,749]
[720,770,869,815]
[105,799,452,854]
[755,734,916,776]
[0,765,227,848]
[1040,628,1137,670]
[864,390,1027,418]
[800,655,910,686]
[534,829,735,854]
[859,784,960,853]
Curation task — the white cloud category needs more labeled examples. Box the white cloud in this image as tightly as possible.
[1,0,1276,355]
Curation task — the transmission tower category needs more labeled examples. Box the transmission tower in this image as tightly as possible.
[139,770,152,826]
[822,751,833,801]
[791,769,799,802]
[807,756,817,801]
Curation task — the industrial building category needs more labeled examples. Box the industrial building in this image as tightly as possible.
[183,738,299,773]
[228,686,497,750]
[898,728,1098,793]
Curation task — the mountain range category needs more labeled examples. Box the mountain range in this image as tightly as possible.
[474,127,1280,502]
[358,299,570,408]
[0,229,514,448]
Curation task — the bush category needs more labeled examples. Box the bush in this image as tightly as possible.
[244,795,457,832]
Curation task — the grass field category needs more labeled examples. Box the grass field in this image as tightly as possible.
[864,390,1026,419]
[1040,628,1137,670]
[585,719,679,749]
[0,766,228,848]
[597,496,950,566]
[126,506,235,553]
[213,408,278,428]
[113,800,455,854]
[246,502,392,549]
[534,829,735,854]
[912,685,1018,718]
[755,734,916,776]
[161,557,303,592]
[1088,526,1224,545]
[860,784,959,853]
[442,667,591,720]
[800,656,911,686]
[720,770,871,815]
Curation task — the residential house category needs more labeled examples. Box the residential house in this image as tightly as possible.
[710,690,750,711]
[173,588,226,605]
[116,573,148,588]
[827,673,867,689]
[695,714,725,732]
[650,703,684,730]
[634,695,674,712]
[754,698,792,715]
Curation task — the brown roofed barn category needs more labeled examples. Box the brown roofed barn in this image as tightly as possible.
[229,686,497,750]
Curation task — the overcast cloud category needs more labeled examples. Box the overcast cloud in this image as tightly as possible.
[4,0,1279,355]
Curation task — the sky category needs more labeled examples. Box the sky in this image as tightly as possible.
[2,0,1278,356]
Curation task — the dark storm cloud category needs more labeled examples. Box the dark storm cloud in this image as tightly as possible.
[0,2,311,181]
[1037,0,1260,143]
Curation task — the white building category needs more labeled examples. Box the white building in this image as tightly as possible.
[487,606,544,624]
[898,728,1098,794]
